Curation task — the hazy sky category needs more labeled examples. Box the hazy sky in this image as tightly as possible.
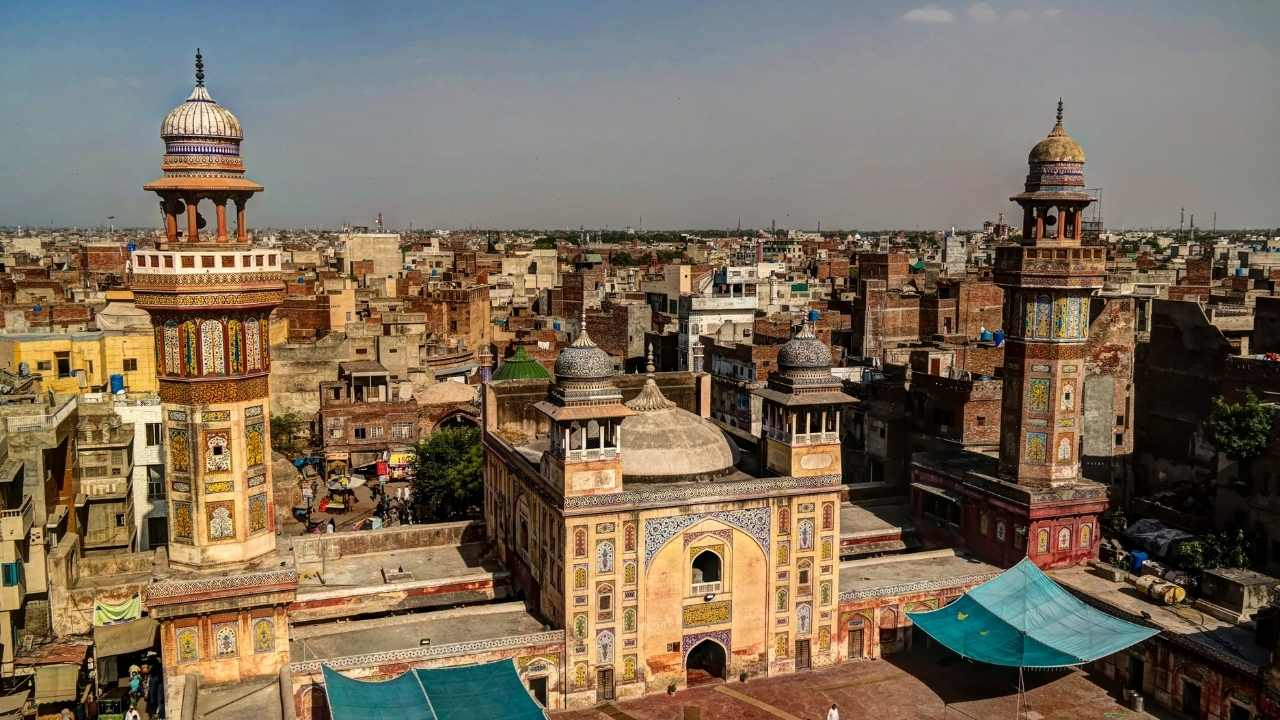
[1,1,1277,231]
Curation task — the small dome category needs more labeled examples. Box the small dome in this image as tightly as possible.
[621,378,735,481]
[778,324,832,370]
[162,85,243,141]
[1028,99,1084,164]
[553,327,614,380]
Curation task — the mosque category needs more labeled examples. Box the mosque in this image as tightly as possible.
[107,53,1121,716]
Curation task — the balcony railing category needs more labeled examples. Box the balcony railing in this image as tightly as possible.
[5,396,77,433]
[0,496,32,542]
[691,581,722,596]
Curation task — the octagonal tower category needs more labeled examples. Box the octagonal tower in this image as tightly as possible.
[134,51,284,569]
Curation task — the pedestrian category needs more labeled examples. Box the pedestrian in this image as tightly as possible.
[826,703,839,720]
[128,664,143,703]
[125,702,141,720]
[143,658,166,719]
[326,518,336,534]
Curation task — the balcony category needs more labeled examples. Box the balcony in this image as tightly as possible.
[691,581,722,596]
[0,496,32,542]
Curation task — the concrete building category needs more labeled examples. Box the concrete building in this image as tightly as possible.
[341,232,403,282]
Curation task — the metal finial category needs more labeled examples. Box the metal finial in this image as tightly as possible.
[1056,98,1063,126]
[645,343,655,375]
[195,48,205,87]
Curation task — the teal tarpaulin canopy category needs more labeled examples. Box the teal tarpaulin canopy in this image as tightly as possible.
[906,558,1159,668]
[323,660,548,720]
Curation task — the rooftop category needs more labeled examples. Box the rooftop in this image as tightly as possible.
[839,550,999,600]
[1050,565,1270,673]
[298,541,499,595]
[840,501,914,540]
[289,602,547,663]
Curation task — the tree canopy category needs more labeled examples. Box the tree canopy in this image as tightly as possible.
[410,427,484,521]
[1206,389,1274,463]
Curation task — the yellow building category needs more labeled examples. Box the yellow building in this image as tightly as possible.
[484,326,851,708]
[0,298,157,396]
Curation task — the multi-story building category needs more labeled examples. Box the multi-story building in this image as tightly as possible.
[701,335,780,438]
[0,305,158,395]
[73,405,136,554]
[0,435,34,677]
[318,361,419,474]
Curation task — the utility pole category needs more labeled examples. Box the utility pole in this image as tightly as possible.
[1179,207,1184,235]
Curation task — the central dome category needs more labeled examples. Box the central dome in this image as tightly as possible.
[620,378,735,482]
[162,85,243,141]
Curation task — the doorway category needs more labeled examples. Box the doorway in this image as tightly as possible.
[685,640,727,686]
[1127,656,1144,692]
[597,668,615,702]
[848,623,865,659]
[794,639,811,671]
[528,676,548,708]
[1181,679,1201,717]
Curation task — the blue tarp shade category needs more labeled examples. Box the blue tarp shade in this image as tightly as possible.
[906,558,1159,668]
[323,659,547,720]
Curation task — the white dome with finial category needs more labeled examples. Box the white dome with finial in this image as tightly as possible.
[161,49,243,141]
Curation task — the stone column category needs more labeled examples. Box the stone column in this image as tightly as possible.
[235,197,248,242]
[162,198,178,244]
[186,197,199,243]
[215,197,228,242]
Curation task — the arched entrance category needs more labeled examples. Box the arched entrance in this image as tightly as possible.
[435,411,478,430]
[686,639,726,686]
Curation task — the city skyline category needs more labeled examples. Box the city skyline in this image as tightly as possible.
[1,0,1277,230]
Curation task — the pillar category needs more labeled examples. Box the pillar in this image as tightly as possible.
[186,197,199,243]
[162,199,177,244]
[215,198,228,242]
[235,197,248,242]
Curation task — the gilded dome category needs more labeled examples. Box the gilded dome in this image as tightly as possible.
[1028,99,1084,164]
[778,324,832,370]
[621,378,736,481]
[162,85,243,141]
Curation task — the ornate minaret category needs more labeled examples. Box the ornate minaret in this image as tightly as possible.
[994,101,1106,488]
[134,51,284,568]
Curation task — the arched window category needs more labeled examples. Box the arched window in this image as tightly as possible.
[1058,527,1071,550]
[798,560,812,587]
[1079,524,1092,548]
[1037,529,1050,554]
[245,318,262,371]
[228,318,243,372]
[163,320,180,374]
[691,549,722,590]
[598,584,613,612]
[822,503,834,531]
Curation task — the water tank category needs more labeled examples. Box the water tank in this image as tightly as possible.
[1129,550,1148,574]
[807,309,821,322]
[992,329,1005,346]
[979,329,993,342]
[109,374,125,394]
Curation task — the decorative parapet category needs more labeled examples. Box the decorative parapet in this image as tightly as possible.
[289,629,565,675]
[147,568,298,605]
[565,473,841,513]
[838,571,999,603]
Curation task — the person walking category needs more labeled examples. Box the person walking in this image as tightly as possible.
[826,703,840,720]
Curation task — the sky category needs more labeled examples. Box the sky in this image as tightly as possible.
[1,1,1277,231]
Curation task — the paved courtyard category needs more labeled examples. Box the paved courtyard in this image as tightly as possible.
[557,648,1163,720]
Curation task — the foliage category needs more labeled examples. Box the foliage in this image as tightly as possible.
[1206,390,1274,463]
[270,412,308,455]
[410,427,484,521]
[1172,529,1254,571]
[533,237,558,250]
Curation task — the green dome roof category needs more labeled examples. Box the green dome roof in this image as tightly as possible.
[492,346,552,381]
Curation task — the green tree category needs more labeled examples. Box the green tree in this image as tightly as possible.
[270,412,308,456]
[410,427,484,521]
[1207,390,1274,462]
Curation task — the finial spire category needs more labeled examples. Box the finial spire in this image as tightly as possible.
[195,48,205,87]
[1056,97,1063,126]
[645,343,655,375]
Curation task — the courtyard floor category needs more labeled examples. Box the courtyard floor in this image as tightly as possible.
[556,648,1167,720]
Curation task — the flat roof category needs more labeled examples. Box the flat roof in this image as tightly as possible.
[1050,566,1270,672]
[840,550,999,598]
[840,502,914,539]
[298,542,500,594]
[290,602,547,663]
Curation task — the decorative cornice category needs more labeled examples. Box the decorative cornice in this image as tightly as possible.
[839,572,999,602]
[134,289,284,309]
[289,630,565,674]
[159,375,270,405]
[147,568,297,604]
[565,473,841,512]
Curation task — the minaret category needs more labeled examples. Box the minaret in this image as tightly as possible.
[994,100,1106,487]
[755,322,852,478]
[134,51,284,568]
[533,311,632,497]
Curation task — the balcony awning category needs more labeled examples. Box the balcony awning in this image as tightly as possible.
[907,558,1159,668]
[323,659,548,720]
[93,617,158,658]
[34,664,79,704]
